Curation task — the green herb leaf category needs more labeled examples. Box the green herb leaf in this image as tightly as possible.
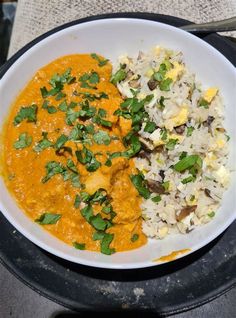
[131,234,139,242]
[90,214,107,231]
[89,72,100,84]
[65,108,80,125]
[198,98,209,108]
[208,211,215,218]
[42,100,57,114]
[144,121,157,133]
[74,195,81,208]
[165,138,178,150]
[92,231,105,241]
[101,233,115,255]
[190,195,195,202]
[42,161,66,183]
[14,132,32,149]
[162,181,170,191]
[40,80,63,98]
[80,205,93,222]
[111,66,127,85]
[91,53,109,66]
[179,151,187,160]
[153,63,167,82]
[34,132,52,152]
[76,146,101,172]
[130,173,151,199]
[79,72,99,89]
[173,155,202,173]
[49,68,75,90]
[158,96,166,110]
[186,126,194,137]
[58,100,68,112]
[54,134,68,150]
[159,78,173,91]
[35,213,61,225]
[160,128,168,141]
[13,104,37,125]
[151,195,161,203]
[73,242,86,250]
[181,175,196,184]
[93,130,111,145]
[102,205,112,214]
[55,91,66,101]
[66,159,78,173]
[98,108,107,118]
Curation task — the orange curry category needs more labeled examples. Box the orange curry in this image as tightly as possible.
[3,54,147,254]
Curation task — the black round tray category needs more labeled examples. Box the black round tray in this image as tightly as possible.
[0,13,235,316]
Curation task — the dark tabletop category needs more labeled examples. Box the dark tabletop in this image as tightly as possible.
[0,262,235,317]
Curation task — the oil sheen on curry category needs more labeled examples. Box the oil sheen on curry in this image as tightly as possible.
[3,54,147,254]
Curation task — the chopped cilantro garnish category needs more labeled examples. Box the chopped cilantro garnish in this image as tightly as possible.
[130,173,151,199]
[34,132,52,152]
[92,231,105,241]
[35,213,61,225]
[93,130,111,145]
[144,121,157,133]
[42,100,57,114]
[131,234,139,242]
[42,161,66,183]
[90,214,108,231]
[91,53,109,66]
[76,146,101,172]
[13,104,37,125]
[54,134,68,150]
[79,71,99,89]
[55,91,66,101]
[58,100,68,112]
[65,108,80,125]
[74,195,81,208]
[98,108,107,118]
[111,65,127,85]
[14,132,32,149]
[73,242,86,250]
[100,233,115,255]
[80,205,93,222]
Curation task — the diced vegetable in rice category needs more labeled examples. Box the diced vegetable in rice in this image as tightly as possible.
[113,46,230,239]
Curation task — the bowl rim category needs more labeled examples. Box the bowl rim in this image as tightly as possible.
[0,13,236,270]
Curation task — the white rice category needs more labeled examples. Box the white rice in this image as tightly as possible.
[114,46,230,239]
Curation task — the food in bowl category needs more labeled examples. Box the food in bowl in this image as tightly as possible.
[114,46,230,239]
[2,46,230,255]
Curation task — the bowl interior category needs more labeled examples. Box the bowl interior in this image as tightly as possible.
[0,18,236,269]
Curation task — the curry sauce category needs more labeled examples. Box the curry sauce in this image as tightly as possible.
[3,54,147,254]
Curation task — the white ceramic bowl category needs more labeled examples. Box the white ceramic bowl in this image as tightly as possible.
[0,18,236,269]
